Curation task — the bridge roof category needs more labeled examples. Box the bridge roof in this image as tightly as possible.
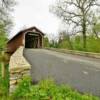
[7,26,45,44]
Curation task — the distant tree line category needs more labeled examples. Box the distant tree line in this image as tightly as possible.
[44,29,100,53]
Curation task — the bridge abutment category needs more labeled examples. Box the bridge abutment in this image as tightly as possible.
[9,46,31,93]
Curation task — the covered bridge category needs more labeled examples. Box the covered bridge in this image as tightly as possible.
[7,26,44,54]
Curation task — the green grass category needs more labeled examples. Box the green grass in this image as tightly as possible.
[10,77,100,100]
[0,72,99,100]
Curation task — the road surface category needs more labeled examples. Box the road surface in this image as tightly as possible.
[24,49,100,96]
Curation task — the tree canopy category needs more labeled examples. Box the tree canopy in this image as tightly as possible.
[0,0,16,49]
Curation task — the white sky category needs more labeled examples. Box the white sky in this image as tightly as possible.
[10,0,61,38]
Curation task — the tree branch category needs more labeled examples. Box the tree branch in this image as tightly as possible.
[64,0,81,9]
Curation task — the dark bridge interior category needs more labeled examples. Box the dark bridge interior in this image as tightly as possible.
[25,32,39,48]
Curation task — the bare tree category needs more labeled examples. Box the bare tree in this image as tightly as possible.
[58,30,73,49]
[1,0,15,9]
[0,0,16,32]
[50,0,100,49]
[92,15,100,38]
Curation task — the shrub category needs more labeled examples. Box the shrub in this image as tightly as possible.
[11,77,100,100]
[11,76,31,99]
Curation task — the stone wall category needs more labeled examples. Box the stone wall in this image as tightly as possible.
[9,46,31,92]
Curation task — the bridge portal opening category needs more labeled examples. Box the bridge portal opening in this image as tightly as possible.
[25,32,41,48]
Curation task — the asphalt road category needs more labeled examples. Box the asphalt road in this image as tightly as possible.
[24,49,100,96]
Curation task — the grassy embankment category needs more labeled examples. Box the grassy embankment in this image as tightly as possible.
[10,77,100,100]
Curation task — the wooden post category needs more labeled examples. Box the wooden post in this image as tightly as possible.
[1,51,5,78]
[42,36,44,48]
[1,62,5,78]
[38,37,40,48]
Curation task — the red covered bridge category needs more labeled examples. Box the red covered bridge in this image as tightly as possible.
[7,26,45,54]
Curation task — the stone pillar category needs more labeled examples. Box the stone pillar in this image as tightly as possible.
[9,46,31,93]
[10,67,31,92]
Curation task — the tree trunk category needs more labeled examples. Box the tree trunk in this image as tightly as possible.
[82,16,87,50]
[83,28,86,50]
[93,29,99,39]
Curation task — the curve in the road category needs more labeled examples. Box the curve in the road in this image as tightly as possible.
[23,49,100,96]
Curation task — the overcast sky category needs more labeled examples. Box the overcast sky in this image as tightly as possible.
[10,0,62,38]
